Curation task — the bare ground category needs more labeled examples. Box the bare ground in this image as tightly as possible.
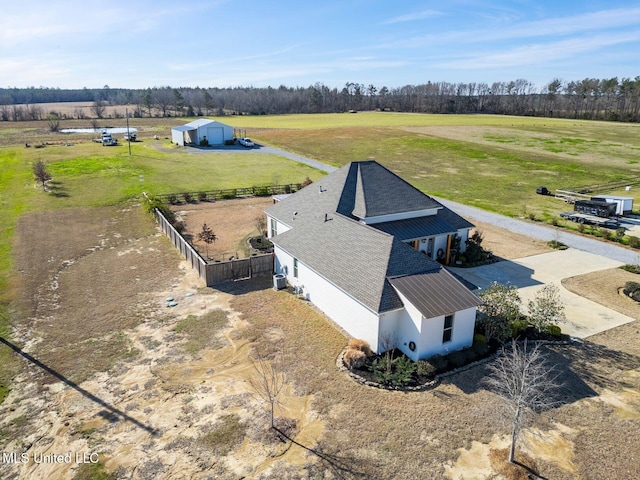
[0,200,638,479]
[172,197,274,261]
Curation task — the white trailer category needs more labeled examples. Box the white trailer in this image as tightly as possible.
[591,195,634,215]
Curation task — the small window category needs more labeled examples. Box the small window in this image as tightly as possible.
[270,218,278,237]
[293,258,299,278]
[442,314,454,343]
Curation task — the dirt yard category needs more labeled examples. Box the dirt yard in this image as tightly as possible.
[0,199,638,479]
[171,197,274,261]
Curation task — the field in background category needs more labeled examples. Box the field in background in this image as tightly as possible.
[244,115,640,220]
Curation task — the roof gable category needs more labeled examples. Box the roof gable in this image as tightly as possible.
[184,119,231,129]
[266,161,444,226]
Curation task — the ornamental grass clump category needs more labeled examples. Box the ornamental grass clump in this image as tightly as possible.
[348,338,373,357]
[343,349,367,370]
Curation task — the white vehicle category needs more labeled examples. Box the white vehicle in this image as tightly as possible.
[101,132,118,146]
[238,137,254,148]
[123,132,137,142]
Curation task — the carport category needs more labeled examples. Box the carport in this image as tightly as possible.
[171,125,197,146]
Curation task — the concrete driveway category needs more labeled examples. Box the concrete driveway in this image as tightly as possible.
[450,248,636,338]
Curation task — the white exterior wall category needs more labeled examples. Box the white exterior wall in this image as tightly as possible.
[266,216,291,239]
[274,246,382,352]
[433,235,449,259]
[171,129,186,146]
[361,208,440,225]
[387,287,477,359]
[457,228,471,253]
[419,306,476,358]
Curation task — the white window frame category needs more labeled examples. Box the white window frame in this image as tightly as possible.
[442,314,454,343]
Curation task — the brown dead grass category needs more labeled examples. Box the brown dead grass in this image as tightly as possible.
[12,204,182,383]
[489,448,539,480]
[3,196,639,479]
[563,268,640,320]
[472,220,553,260]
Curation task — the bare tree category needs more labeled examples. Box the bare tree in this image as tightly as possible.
[254,215,267,237]
[154,87,174,117]
[91,100,106,119]
[33,160,52,190]
[248,350,285,429]
[378,330,397,374]
[196,223,217,259]
[484,340,560,464]
[46,113,60,132]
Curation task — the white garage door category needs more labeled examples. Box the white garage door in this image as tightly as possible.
[206,127,224,145]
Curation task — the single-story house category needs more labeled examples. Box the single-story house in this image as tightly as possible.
[171,119,234,146]
[265,160,481,360]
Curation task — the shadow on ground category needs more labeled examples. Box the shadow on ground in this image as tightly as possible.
[446,340,639,405]
[0,336,159,436]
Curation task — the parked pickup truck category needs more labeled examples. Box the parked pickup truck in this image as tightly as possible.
[123,132,137,142]
[238,137,254,148]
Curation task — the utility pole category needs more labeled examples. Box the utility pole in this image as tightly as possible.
[126,108,131,156]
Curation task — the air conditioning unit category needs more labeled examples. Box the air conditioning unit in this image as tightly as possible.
[273,274,287,290]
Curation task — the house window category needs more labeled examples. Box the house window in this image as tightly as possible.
[293,258,299,278]
[442,314,454,343]
[270,218,278,237]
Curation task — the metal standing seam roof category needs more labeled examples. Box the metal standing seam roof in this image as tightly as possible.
[388,269,482,319]
[172,125,196,132]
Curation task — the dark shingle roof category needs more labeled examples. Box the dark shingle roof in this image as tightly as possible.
[373,215,457,241]
[265,161,443,225]
[389,270,482,319]
[267,160,478,316]
[349,161,441,218]
[272,214,440,313]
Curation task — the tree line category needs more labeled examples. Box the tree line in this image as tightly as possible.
[2,76,640,122]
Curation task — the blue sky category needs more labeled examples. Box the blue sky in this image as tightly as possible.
[1,0,639,90]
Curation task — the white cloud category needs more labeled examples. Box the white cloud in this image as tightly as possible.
[382,9,441,25]
[436,31,640,70]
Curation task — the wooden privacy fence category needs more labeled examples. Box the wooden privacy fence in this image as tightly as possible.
[153,207,273,286]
